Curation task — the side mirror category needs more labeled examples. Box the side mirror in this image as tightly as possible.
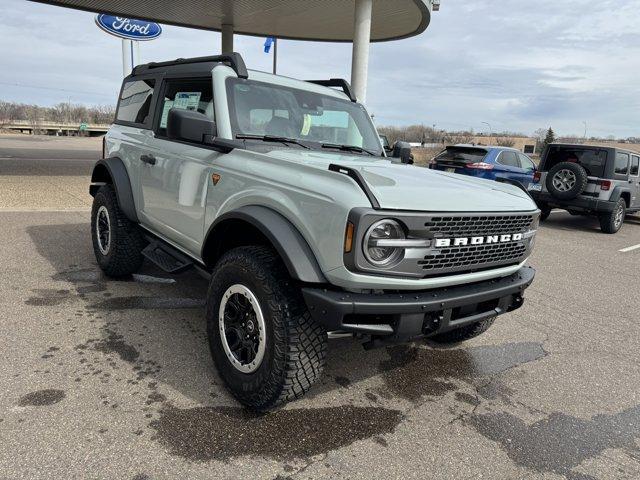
[392,141,414,164]
[167,108,216,144]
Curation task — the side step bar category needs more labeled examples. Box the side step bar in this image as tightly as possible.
[142,241,194,274]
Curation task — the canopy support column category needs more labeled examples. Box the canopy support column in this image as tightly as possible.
[221,24,234,53]
[350,0,373,103]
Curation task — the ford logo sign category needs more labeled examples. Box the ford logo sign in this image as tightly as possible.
[95,14,162,41]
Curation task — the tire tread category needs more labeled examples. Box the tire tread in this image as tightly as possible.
[206,246,327,410]
[430,317,495,344]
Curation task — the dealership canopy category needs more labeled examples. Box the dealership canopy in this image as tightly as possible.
[30,0,437,102]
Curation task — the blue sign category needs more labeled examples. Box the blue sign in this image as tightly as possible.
[264,37,275,53]
[95,14,162,41]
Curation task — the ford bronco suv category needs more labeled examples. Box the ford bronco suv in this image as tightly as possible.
[90,53,539,410]
[530,143,640,233]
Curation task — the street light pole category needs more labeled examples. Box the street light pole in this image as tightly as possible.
[481,121,492,137]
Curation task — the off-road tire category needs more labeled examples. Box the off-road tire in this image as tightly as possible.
[206,246,327,411]
[429,317,495,344]
[546,162,588,200]
[91,184,145,277]
[599,198,626,234]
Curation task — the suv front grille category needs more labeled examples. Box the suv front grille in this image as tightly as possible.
[424,215,534,236]
[417,213,536,277]
[419,242,527,273]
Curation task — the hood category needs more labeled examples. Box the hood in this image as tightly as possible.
[264,149,537,212]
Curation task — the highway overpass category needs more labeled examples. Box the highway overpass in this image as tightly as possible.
[1,120,109,136]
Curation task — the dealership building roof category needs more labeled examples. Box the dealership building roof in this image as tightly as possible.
[31,0,437,102]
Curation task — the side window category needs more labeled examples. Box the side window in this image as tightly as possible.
[116,79,155,126]
[614,152,630,175]
[631,156,640,176]
[498,151,519,167]
[518,153,536,170]
[156,78,214,137]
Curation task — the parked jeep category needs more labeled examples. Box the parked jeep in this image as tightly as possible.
[530,143,640,233]
[90,53,539,410]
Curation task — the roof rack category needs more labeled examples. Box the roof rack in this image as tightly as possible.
[132,52,248,79]
[306,79,357,102]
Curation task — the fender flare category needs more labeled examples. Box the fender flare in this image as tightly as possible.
[90,157,138,223]
[609,186,632,206]
[203,206,327,284]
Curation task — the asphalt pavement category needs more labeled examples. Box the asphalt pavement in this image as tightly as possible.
[0,135,639,479]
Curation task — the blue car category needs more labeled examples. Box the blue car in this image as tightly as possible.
[429,145,538,189]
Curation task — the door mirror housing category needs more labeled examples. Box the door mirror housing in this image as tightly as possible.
[392,141,414,164]
[167,108,217,144]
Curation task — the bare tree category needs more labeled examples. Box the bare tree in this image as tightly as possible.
[0,101,13,129]
[0,100,116,126]
[495,137,516,147]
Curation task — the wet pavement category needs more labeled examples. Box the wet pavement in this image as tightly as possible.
[1,137,639,479]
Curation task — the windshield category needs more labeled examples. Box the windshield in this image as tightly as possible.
[226,77,383,155]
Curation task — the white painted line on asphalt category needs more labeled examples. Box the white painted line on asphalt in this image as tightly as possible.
[619,244,640,253]
[0,208,90,213]
[549,210,564,214]
[132,274,176,284]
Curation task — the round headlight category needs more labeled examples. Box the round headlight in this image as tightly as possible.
[363,219,405,267]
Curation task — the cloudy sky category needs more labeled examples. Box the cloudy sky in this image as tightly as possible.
[1,0,640,137]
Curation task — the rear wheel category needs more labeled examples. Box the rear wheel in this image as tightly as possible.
[599,198,626,234]
[539,204,552,222]
[91,185,145,277]
[206,246,327,411]
[429,317,495,344]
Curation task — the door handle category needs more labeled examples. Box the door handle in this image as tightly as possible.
[140,154,156,165]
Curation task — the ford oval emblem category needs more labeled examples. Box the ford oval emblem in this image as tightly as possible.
[95,14,162,41]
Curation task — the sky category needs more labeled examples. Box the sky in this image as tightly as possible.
[1,0,640,138]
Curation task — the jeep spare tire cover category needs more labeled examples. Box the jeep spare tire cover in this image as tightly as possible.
[546,161,589,200]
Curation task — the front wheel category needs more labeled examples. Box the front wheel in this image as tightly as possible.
[206,246,327,411]
[599,198,626,234]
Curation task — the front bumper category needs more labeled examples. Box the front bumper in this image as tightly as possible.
[531,191,617,213]
[301,266,535,343]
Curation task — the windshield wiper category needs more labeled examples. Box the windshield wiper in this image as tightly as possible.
[321,143,377,156]
[236,134,310,150]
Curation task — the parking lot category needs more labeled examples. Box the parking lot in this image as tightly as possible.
[1,135,639,479]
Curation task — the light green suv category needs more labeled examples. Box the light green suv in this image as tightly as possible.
[90,53,539,410]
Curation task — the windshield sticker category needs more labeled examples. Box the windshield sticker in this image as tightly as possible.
[160,100,174,128]
[174,92,202,110]
[301,114,312,136]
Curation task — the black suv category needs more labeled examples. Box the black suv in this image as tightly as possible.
[530,143,640,233]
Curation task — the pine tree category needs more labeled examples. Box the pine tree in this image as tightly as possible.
[543,127,556,149]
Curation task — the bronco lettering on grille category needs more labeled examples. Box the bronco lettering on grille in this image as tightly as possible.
[435,233,524,248]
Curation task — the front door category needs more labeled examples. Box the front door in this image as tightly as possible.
[630,155,640,208]
[139,76,220,256]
